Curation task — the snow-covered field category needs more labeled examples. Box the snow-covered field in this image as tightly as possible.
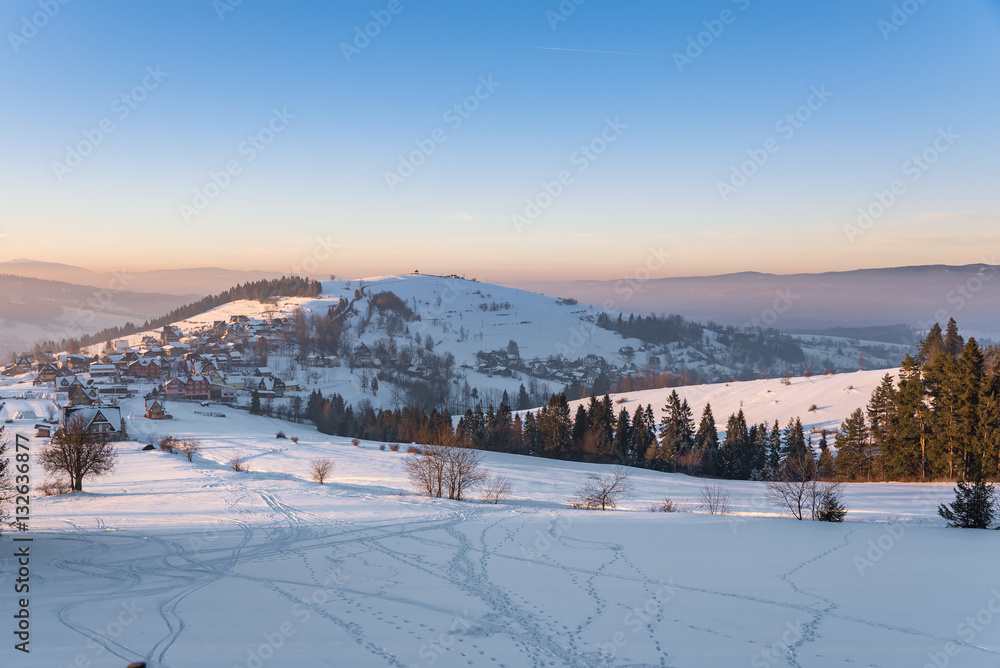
[4,390,999,667]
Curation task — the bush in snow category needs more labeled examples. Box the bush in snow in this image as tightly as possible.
[177,439,202,462]
[276,430,287,439]
[159,436,177,453]
[699,482,731,515]
[309,458,335,485]
[572,468,633,511]
[650,497,678,513]
[379,444,386,451]
[938,480,996,529]
[480,474,513,504]
[389,443,399,452]
[351,438,360,447]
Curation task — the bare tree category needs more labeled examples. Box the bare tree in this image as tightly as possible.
[309,457,335,484]
[38,413,117,492]
[481,474,513,504]
[443,446,486,501]
[767,470,848,522]
[404,444,446,498]
[573,467,633,510]
[404,445,485,500]
[177,439,202,462]
[699,482,731,515]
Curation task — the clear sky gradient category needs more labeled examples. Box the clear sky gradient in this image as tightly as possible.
[1,0,998,282]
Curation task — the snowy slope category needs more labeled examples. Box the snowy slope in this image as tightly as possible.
[6,390,997,668]
[568,368,900,436]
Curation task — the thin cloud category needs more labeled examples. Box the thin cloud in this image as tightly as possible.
[536,46,670,58]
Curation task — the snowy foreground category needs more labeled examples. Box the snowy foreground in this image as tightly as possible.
[6,402,1000,667]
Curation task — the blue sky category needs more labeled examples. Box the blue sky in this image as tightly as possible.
[1,0,998,282]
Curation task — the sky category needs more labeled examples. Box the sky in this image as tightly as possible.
[1,0,998,283]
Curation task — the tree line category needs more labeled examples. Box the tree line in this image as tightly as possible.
[834,319,1000,482]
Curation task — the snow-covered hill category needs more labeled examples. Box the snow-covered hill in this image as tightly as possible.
[80,274,909,415]
[569,368,900,437]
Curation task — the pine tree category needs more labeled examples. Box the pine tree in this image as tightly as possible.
[937,479,996,529]
[835,408,870,481]
[955,338,984,477]
[866,373,897,481]
[614,408,632,465]
[516,384,531,411]
[892,355,929,480]
[250,390,261,415]
[943,317,964,359]
[631,404,655,468]
[694,403,719,475]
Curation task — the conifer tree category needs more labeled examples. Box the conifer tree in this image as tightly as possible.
[835,408,870,481]
[694,403,719,475]
[614,408,632,465]
[937,479,996,529]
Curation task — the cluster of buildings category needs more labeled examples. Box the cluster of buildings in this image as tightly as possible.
[15,315,299,438]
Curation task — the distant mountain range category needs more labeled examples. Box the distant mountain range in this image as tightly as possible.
[0,259,289,296]
[514,264,1000,336]
[0,274,195,359]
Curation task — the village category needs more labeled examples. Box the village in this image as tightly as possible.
[2,315,310,443]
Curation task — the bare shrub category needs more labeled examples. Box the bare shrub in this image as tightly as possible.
[649,497,678,513]
[573,467,633,511]
[351,438,360,447]
[276,430,287,439]
[379,443,386,451]
[767,461,848,522]
[309,458,335,484]
[177,439,202,462]
[807,404,818,413]
[404,445,445,498]
[699,482,731,515]
[39,479,72,496]
[230,452,248,472]
[389,443,399,452]
[406,445,422,455]
[290,436,298,444]
[480,474,513,504]
[159,435,177,453]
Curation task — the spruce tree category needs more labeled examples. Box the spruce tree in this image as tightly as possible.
[614,408,632,465]
[937,479,996,529]
[835,408,869,481]
[694,403,719,475]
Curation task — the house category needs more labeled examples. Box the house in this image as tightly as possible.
[114,340,130,351]
[33,363,60,385]
[88,363,117,378]
[354,343,374,367]
[68,385,99,406]
[144,399,171,420]
[58,354,89,372]
[15,356,34,373]
[210,384,237,404]
[254,366,273,378]
[61,405,127,441]
[244,376,286,397]
[34,423,51,438]
[55,376,86,393]
[164,375,211,401]
[127,358,163,380]
[159,325,182,345]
